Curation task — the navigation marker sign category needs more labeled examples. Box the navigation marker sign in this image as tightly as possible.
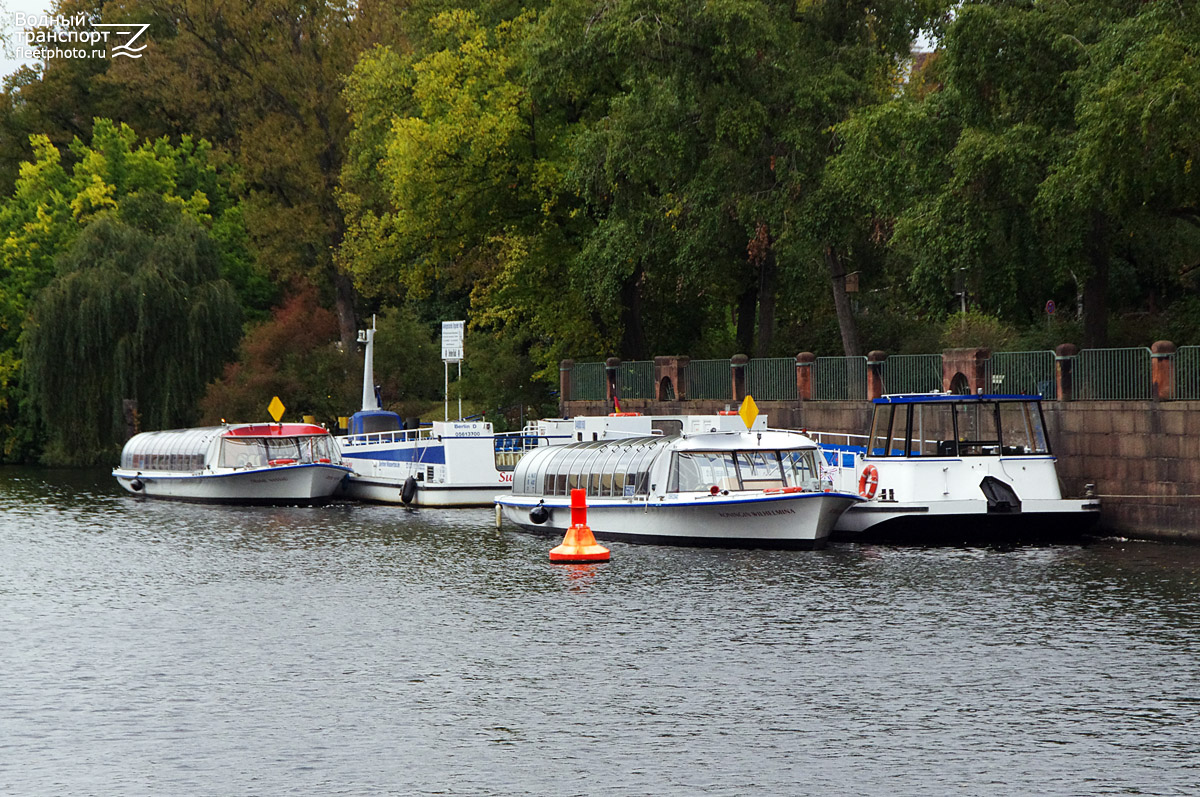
[268,396,285,422]
[738,395,759,430]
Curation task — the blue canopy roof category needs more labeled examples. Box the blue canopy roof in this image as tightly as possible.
[872,394,1043,404]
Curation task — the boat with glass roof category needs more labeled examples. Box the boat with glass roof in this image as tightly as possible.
[113,422,351,504]
[495,425,863,549]
[812,394,1101,543]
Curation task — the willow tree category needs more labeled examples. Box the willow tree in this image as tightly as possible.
[22,201,242,465]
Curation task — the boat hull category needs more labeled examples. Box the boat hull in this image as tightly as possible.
[341,475,509,508]
[832,497,1101,545]
[337,425,519,508]
[112,463,352,505]
[498,491,861,550]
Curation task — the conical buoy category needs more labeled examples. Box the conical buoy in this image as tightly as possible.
[549,489,610,563]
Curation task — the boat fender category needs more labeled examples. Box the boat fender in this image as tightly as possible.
[529,502,550,525]
[130,477,144,492]
[858,465,879,499]
[401,475,418,505]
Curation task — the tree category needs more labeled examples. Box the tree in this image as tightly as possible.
[0,118,255,459]
[22,202,242,464]
[106,0,404,350]
[829,1,1200,349]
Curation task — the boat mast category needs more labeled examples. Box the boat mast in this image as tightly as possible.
[357,315,381,412]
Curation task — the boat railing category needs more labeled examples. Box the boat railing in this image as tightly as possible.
[339,427,437,447]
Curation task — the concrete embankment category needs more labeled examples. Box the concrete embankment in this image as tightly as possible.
[562,398,1200,543]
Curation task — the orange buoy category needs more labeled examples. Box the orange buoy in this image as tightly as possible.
[549,489,610,563]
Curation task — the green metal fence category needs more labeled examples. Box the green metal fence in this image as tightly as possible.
[813,356,867,401]
[687,359,730,400]
[618,360,656,399]
[985,351,1057,398]
[1073,348,1153,400]
[746,358,798,400]
[570,362,607,401]
[880,354,942,395]
[1173,346,1200,400]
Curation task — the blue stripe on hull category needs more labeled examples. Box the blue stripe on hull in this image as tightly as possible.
[341,445,446,464]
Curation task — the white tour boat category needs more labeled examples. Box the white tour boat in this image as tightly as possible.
[813,394,1101,543]
[113,422,351,504]
[335,319,568,506]
[496,421,864,549]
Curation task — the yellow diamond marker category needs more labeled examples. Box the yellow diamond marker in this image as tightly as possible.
[738,395,758,430]
[268,396,286,423]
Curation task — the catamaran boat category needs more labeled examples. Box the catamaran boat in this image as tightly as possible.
[495,419,864,549]
[812,394,1101,543]
[113,423,351,504]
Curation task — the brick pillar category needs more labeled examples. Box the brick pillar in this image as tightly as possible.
[654,356,689,401]
[796,352,815,401]
[1055,344,1078,401]
[559,360,573,416]
[942,347,991,394]
[867,350,887,400]
[1151,340,1177,401]
[731,354,749,401]
[605,357,621,404]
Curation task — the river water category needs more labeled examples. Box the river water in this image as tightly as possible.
[2,466,1198,796]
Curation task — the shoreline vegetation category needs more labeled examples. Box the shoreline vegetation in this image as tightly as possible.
[2,1,1198,466]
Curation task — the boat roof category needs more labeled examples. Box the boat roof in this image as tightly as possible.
[223,423,330,437]
[673,429,816,451]
[873,393,1043,405]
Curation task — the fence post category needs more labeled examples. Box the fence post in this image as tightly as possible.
[867,351,887,400]
[1055,344,1078,401]
[942,347,990,394]
[796,352,815,401]
[605,357,621,406]
[731,354,749,401]
[559,360,574,415]
[1151,340,1177,401]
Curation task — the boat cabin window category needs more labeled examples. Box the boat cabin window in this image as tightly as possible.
[668,449,822,493]
[669,452,739,493]
[869,405,923,457]
[996,401,1050,455]
[781,450,822,491]
[736,451,784,489]
[221,438,268,468]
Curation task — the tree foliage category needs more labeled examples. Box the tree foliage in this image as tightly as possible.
[829,0,1200,347]
[23,201,241,464]
[0,118,254,459]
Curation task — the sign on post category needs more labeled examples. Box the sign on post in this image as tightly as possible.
[442,321,465,362]
[441,321,465,421]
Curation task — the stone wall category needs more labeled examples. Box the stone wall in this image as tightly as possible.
[561,398,1200,542]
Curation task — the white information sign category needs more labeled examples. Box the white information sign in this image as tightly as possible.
[441,320,465,362]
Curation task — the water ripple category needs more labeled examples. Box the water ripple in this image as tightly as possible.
[2,466,1199,795]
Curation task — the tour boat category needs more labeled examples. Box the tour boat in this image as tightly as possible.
[335,319,570,506]
[113,423,351,504]
[495,426,864,549]
[336,319,758,507]
[812,394,1101,543]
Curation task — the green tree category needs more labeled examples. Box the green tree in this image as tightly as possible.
[830,1,1200,349]
[0,118,255,459]
[108,0,404,350]
[23,201,242,464]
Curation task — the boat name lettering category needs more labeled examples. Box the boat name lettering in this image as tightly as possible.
[498,473,513,483]
[716,508,796,518]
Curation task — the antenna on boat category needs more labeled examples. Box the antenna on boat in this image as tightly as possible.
[358,314,381,413]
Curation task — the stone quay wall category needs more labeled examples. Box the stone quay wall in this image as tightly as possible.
[561,397,1200,543]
